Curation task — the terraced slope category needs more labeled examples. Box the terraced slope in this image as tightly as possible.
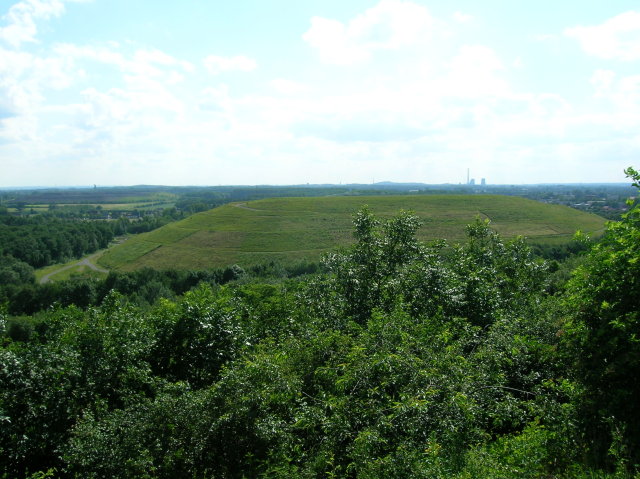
[97,195,607,271]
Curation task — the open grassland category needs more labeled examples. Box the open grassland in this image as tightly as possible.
[7,191,179,213]
[48,201,176,210]
[97,195,607,271]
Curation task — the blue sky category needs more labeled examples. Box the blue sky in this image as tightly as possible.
[1,0,639,186]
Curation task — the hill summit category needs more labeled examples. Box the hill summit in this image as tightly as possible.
[98,195,606,271]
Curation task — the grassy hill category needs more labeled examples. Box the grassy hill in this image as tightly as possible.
[97,195,607,271]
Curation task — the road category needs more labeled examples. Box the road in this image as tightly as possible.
[39,252,109,284]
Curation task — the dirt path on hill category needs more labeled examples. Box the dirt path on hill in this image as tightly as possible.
[40,252,109,284]
[233,202,262,211]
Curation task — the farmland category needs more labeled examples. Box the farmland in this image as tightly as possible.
[98,194,607,271]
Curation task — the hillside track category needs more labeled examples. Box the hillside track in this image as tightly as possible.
[232,202,262,211]
[40,252,108,284]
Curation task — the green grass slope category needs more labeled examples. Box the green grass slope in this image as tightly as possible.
[97,195,607,271]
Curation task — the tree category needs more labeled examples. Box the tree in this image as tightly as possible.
[323,208,422,323]
[565,167,640,468]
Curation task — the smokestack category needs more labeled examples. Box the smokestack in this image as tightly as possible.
[467,168,469,185]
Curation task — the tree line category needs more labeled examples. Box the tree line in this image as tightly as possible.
[1,260,319,317]
[0,206,192,273]
[0,215,115,268]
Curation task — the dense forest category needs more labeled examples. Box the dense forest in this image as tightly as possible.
[0,261,319,316]
[1,169,639,478]
[0,207,189,270]
[0,216,115,268]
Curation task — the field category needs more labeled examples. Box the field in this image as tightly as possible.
[96,195,607,271]
[4,189,178,214]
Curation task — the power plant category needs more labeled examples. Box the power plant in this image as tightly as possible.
[466,169,486,186]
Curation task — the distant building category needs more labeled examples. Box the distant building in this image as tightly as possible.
[469,178,475,186]
[481,178,486,186]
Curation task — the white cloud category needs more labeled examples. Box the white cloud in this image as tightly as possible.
[303,17,366,65]
[0,39,190,148]
[443,45,507,98]
[533,34,556,42]
[270,78,308,95]
[75,73,186,136]
[591,69,616,97]
[54,43,125,66]
[0,43,74,136]
[199,85,232,112]
[134,49,194,72]
[565,11,640,61]
[590,69,640,114]
[302,0,436,65]
[55,44,193,82]
[452,11,472,24]
[0,0,63,47]
[615,75,640,109]
[203,55,257,74]
[0,0,90,48]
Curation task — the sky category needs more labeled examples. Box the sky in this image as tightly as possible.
[0,0,639,186]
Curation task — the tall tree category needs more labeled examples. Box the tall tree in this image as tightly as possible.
[565,167,640,467]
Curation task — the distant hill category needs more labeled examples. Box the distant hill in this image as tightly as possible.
[97,195,607,271]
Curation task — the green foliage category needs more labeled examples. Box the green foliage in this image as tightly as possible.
[461,422,584,479]
[0,216,115,268]
[324,208,422,322]
[4,316,37,342]
[0,255,34,286]
[148,284,246,388]
[565,166,640,469]
[447,219,549,327]
[1,340,82,475]
[0,296,157,476]
[65,384,211,479]
[324,211,548,329]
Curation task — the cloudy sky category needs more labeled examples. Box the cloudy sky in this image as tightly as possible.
[1,0,639,186]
